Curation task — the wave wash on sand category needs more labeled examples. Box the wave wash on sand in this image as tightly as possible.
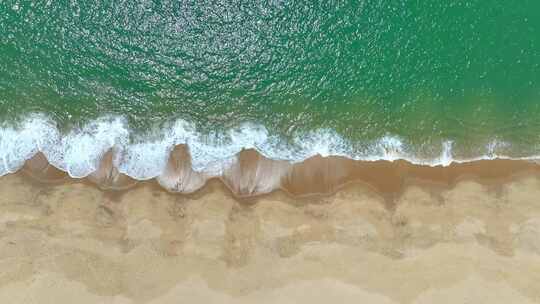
[2,114,540,197]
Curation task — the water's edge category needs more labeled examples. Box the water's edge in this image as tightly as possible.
[2,114,540,197]
[14,148,540,200]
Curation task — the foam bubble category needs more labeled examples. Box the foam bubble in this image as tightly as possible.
[292,129,353,159]
[116,141,171,180]
[43,117,129,178]
[374,135,407,161]
[485,139,510,159]
[437,141,454,166]
[0,115,56,175]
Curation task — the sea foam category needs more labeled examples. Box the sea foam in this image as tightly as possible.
[0,114,538,182]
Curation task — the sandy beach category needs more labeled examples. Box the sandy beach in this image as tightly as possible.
[1,159,540,303]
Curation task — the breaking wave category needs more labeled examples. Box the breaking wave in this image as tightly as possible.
[1,114,539,196]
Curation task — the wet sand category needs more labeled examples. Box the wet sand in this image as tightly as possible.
[2,161,540,303]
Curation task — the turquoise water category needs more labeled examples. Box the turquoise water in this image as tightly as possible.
[1,1,540,177]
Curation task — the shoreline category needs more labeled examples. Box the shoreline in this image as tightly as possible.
[18,149,540,200]
[3,114,540,181]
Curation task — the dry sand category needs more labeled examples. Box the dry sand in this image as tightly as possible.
[1,170,540,303]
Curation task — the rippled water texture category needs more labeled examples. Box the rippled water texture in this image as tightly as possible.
[1,1,540,167]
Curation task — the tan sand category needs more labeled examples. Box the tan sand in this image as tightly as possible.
[1,168,540,303]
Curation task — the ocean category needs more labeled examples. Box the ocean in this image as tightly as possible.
[1,1,539,190]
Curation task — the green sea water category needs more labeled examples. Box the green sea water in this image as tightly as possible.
[1,1,540,167]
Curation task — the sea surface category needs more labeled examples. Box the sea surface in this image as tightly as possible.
[1,1,540,179]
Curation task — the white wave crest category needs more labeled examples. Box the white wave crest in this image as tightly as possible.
[0,114,538,179]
